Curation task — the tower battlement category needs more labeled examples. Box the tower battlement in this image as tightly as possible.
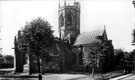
[59,0,80,8]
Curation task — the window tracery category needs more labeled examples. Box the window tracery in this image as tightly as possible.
[67,14,72,26]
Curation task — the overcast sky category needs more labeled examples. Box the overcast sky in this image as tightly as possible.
[0,0,135,56]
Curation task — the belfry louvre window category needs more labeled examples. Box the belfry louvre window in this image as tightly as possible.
[67,14,72,26]
[60,15,64,27]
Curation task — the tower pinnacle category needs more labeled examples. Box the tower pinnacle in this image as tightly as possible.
[64,0,66,6]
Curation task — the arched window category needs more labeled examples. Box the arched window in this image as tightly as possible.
[67,14,72,26]
[60,15,64,27]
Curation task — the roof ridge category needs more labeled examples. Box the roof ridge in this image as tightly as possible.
[81,29,104,34]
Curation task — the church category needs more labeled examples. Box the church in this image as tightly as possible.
[14,1,114,74]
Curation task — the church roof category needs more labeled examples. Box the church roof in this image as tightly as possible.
[74,29,106,46]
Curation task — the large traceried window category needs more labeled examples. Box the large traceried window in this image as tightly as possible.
[60,15,64,27]
[67,14,72,26]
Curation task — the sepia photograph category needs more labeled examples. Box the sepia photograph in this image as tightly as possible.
[0,0,135,80]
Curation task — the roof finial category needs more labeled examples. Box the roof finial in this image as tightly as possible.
[104,25,106,30]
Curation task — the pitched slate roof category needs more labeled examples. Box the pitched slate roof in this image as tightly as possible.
[74,29,105,46]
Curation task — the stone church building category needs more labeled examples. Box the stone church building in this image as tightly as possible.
[14,1,114,74]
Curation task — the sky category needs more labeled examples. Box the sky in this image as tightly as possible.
[0,0,135,56]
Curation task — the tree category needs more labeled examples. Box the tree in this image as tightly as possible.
[0,53,4,63]
[83,40,114,78]
[18,18,55,80]
[114,49,125,70]
[4,55,14,63]
[0,48,2,54]
[125,50,134,73]
[83,42,106,78]
[114,49,134,73]
[130,49,135,74]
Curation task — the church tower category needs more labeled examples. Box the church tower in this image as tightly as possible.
[58,0,80,44]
